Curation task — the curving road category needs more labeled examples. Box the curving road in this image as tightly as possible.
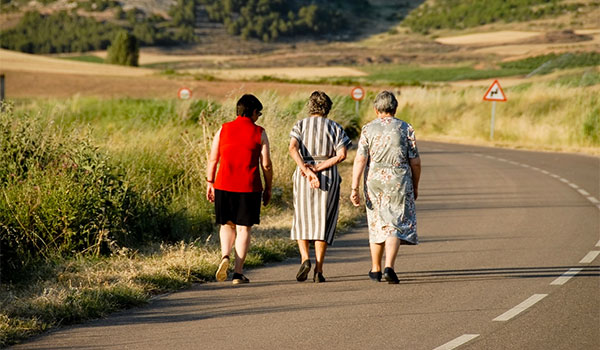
[13,141,599,350]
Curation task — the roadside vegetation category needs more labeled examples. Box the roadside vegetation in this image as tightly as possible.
[1,74,598,345]
[0,93,364,347]
[391,69,600,152]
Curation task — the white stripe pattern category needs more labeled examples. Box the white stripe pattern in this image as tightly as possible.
[290,116,351,244]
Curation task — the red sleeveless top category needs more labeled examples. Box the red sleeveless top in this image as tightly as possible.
[214,116,264,193]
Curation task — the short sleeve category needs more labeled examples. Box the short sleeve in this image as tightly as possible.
[290,120,302,142]
[407,123,419,159]
[357,125,369,158]
[335,123,352,150]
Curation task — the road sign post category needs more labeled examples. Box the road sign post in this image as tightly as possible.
[0,74,5,104]
[351,86,365,117]
[483,80,507,140]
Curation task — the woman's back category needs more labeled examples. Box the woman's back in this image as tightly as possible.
[290,116,348,159]
[359,117,418,169]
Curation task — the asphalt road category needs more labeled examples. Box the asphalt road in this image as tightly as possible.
[13,141,600,350]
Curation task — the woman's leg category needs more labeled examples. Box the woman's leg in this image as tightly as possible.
[314,240,327,273]
[384,237,401,269]
[369,242,384,272]
[233,225,252,274]
[297,239,310,263]
[220,222,236,259]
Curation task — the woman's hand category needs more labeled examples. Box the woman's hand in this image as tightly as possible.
[304,167,320,189]
[206,183,215,203]
[263,188,272,206]
[350,188,360,207]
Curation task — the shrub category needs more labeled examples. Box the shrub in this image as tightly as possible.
[106,31,139,67]
[0,104,167,281]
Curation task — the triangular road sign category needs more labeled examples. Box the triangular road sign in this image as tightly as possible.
[483,80,507,101]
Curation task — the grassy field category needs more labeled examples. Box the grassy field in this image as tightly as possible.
[0,92,364,347]
[2,71,599,346]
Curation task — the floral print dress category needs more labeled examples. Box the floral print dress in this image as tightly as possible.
[357,117,419,244]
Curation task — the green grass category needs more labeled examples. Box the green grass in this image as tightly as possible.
[3,80,598,346]
[0,93,365,346]
[500,52,600,76]
[361,65,529,84]
[59,55,105,64]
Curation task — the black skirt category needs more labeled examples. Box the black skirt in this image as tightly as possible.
[215,189,262,226]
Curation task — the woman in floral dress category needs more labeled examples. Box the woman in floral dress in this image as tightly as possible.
[350,90,421,284]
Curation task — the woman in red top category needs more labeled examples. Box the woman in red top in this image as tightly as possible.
[206,94,273,284]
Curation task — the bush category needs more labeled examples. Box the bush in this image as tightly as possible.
[106,31,139,66]
[0,103,172,281]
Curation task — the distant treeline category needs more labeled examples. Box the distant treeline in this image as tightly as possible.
[0,10,177,54]
[199,0,370,41]
[403,0,589,34]
[0,0,370,54]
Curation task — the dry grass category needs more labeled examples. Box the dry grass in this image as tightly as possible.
[388,73,600,154]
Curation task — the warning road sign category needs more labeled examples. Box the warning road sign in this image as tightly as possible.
[483,80,507,102]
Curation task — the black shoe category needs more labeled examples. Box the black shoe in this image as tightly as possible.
[368,270,382,282]
[232,272,250,285]
[383,267,399,284]
[296,260,312,282]
[215,256,229,282]
[313,271,326,283]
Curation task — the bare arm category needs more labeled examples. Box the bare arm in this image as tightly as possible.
[205,128,221,203]
[312,147,347,172]
[260,130,273,206]
[288,138,320,188]
[350,153,368,207]
[409,156,421,200]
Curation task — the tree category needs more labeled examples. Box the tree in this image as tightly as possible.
[106,31,139,66]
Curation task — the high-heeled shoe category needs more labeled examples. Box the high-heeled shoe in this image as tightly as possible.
[368,270,382,282]
[313,271,326,283]
[383,267,399,284]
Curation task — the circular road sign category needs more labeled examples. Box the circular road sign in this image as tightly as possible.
[178,87,192,100]
[351,86,365,101]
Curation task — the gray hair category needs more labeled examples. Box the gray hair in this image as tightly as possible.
[373,91,398,115]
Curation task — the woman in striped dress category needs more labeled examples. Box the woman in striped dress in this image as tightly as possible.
[289,91,352,283]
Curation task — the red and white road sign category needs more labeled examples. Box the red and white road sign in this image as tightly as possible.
[351,86,365,101]
[178,87,192,100]
[483,80,507,102]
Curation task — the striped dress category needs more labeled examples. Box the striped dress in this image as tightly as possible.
[290,116,352,244]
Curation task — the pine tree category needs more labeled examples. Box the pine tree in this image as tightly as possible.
[106,31,139,67]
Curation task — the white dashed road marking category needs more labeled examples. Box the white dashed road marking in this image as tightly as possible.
[578,189,590,196]
[493,294,548,322]
[433,334,480,350]
[550,268,583,285]
[475,153,599,211]
[579,251,600,264]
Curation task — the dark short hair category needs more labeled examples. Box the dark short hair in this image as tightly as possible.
[307,91,332,117]
[236,94,263,117]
